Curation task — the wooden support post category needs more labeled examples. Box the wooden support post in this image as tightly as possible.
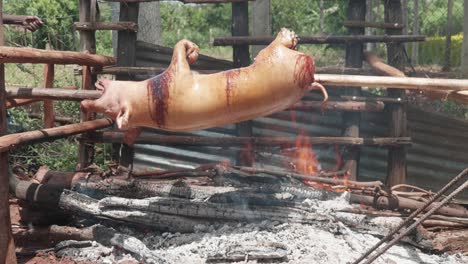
[385,0,407,187]
[232,1,253,166]
[0,4,17,264]
[342,0,365,181]
[115,2,139,167]
[78,0,98,170]
[443,0,454,71]
[43,62,55,128]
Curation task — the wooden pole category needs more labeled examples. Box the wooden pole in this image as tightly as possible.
[342,0,365,181]
[78,0,98,170]
[443,0,454,71]
[74,22,138,32]
[411,0,419,65]
[0,47,114,66]
[6,98,40,108]
[385,0,407,187]
[84,132,412,147]
[104,0,254,3]
[344,20,404,29]
[43,59,55,128]
[115,2,140,167]
[314,74,468,91]
[364,52,468,105]
[0,119,114,153]
[213,35,426,46]
[0,2,17,263]
[232,1,253,166]
[364,51,405,77]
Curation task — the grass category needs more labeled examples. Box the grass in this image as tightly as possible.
[6,63,113,173]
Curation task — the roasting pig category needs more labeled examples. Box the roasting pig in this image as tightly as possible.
[81,28,328,144]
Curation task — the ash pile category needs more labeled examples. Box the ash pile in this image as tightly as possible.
[10,164,468,264]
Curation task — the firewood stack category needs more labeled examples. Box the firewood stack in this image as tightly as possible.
[10,163,468,263]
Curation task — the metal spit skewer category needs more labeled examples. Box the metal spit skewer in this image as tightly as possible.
[353,168,468,264]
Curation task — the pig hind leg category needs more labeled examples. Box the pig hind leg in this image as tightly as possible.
[171,39,200,71]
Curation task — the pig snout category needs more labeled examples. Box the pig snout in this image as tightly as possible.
[80,78,131,129]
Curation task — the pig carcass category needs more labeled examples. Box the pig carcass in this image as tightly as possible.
[81,28,328,144]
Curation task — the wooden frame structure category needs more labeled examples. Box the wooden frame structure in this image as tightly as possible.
[1,1,468,262]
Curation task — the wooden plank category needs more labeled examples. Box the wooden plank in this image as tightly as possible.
[43,63,55,128]
[116,2,139,167]
[232,1,253,166]
[385,0,407,187]
[78,0,98,169]
[342,0,365,181]
[0,4,17,264]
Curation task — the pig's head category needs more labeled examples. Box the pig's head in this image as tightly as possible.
[80,78,132,129]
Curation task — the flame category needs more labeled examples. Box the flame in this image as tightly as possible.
[293,130,319,175]
[284,126,348,192]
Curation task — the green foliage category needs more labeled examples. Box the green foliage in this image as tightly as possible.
[4,0,79,50]
[161,3,231,48]
[271,0,346,35]
[417,33,463,66]
[418,0,464,36]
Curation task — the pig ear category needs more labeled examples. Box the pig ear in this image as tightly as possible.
[116,105,130,129]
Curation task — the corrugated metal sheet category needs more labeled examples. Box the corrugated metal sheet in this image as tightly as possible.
[133,42,468,198]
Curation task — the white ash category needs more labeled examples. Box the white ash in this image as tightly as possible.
[56,194,467,264]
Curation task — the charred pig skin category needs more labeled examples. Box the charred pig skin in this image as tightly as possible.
[80,28,327,143]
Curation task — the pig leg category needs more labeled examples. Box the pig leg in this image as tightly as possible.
[171,39,199,72]
[277,27,299,50]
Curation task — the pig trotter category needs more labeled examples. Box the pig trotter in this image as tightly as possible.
[174,39,199,68]
[278,27,299,50]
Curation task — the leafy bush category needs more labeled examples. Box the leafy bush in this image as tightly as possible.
[416,33,462,66]
[4,0,79,50]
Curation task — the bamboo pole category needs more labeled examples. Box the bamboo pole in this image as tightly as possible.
[7,73,468,102]
[0,47,115,66]
[364,51,468,104]
[84,132,412,147]
[315,74,468,91]
[0,118,113,153]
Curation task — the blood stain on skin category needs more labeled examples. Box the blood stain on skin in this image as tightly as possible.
[148,70,172,127]
[224,68,241,107]
[294,54,315,89]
